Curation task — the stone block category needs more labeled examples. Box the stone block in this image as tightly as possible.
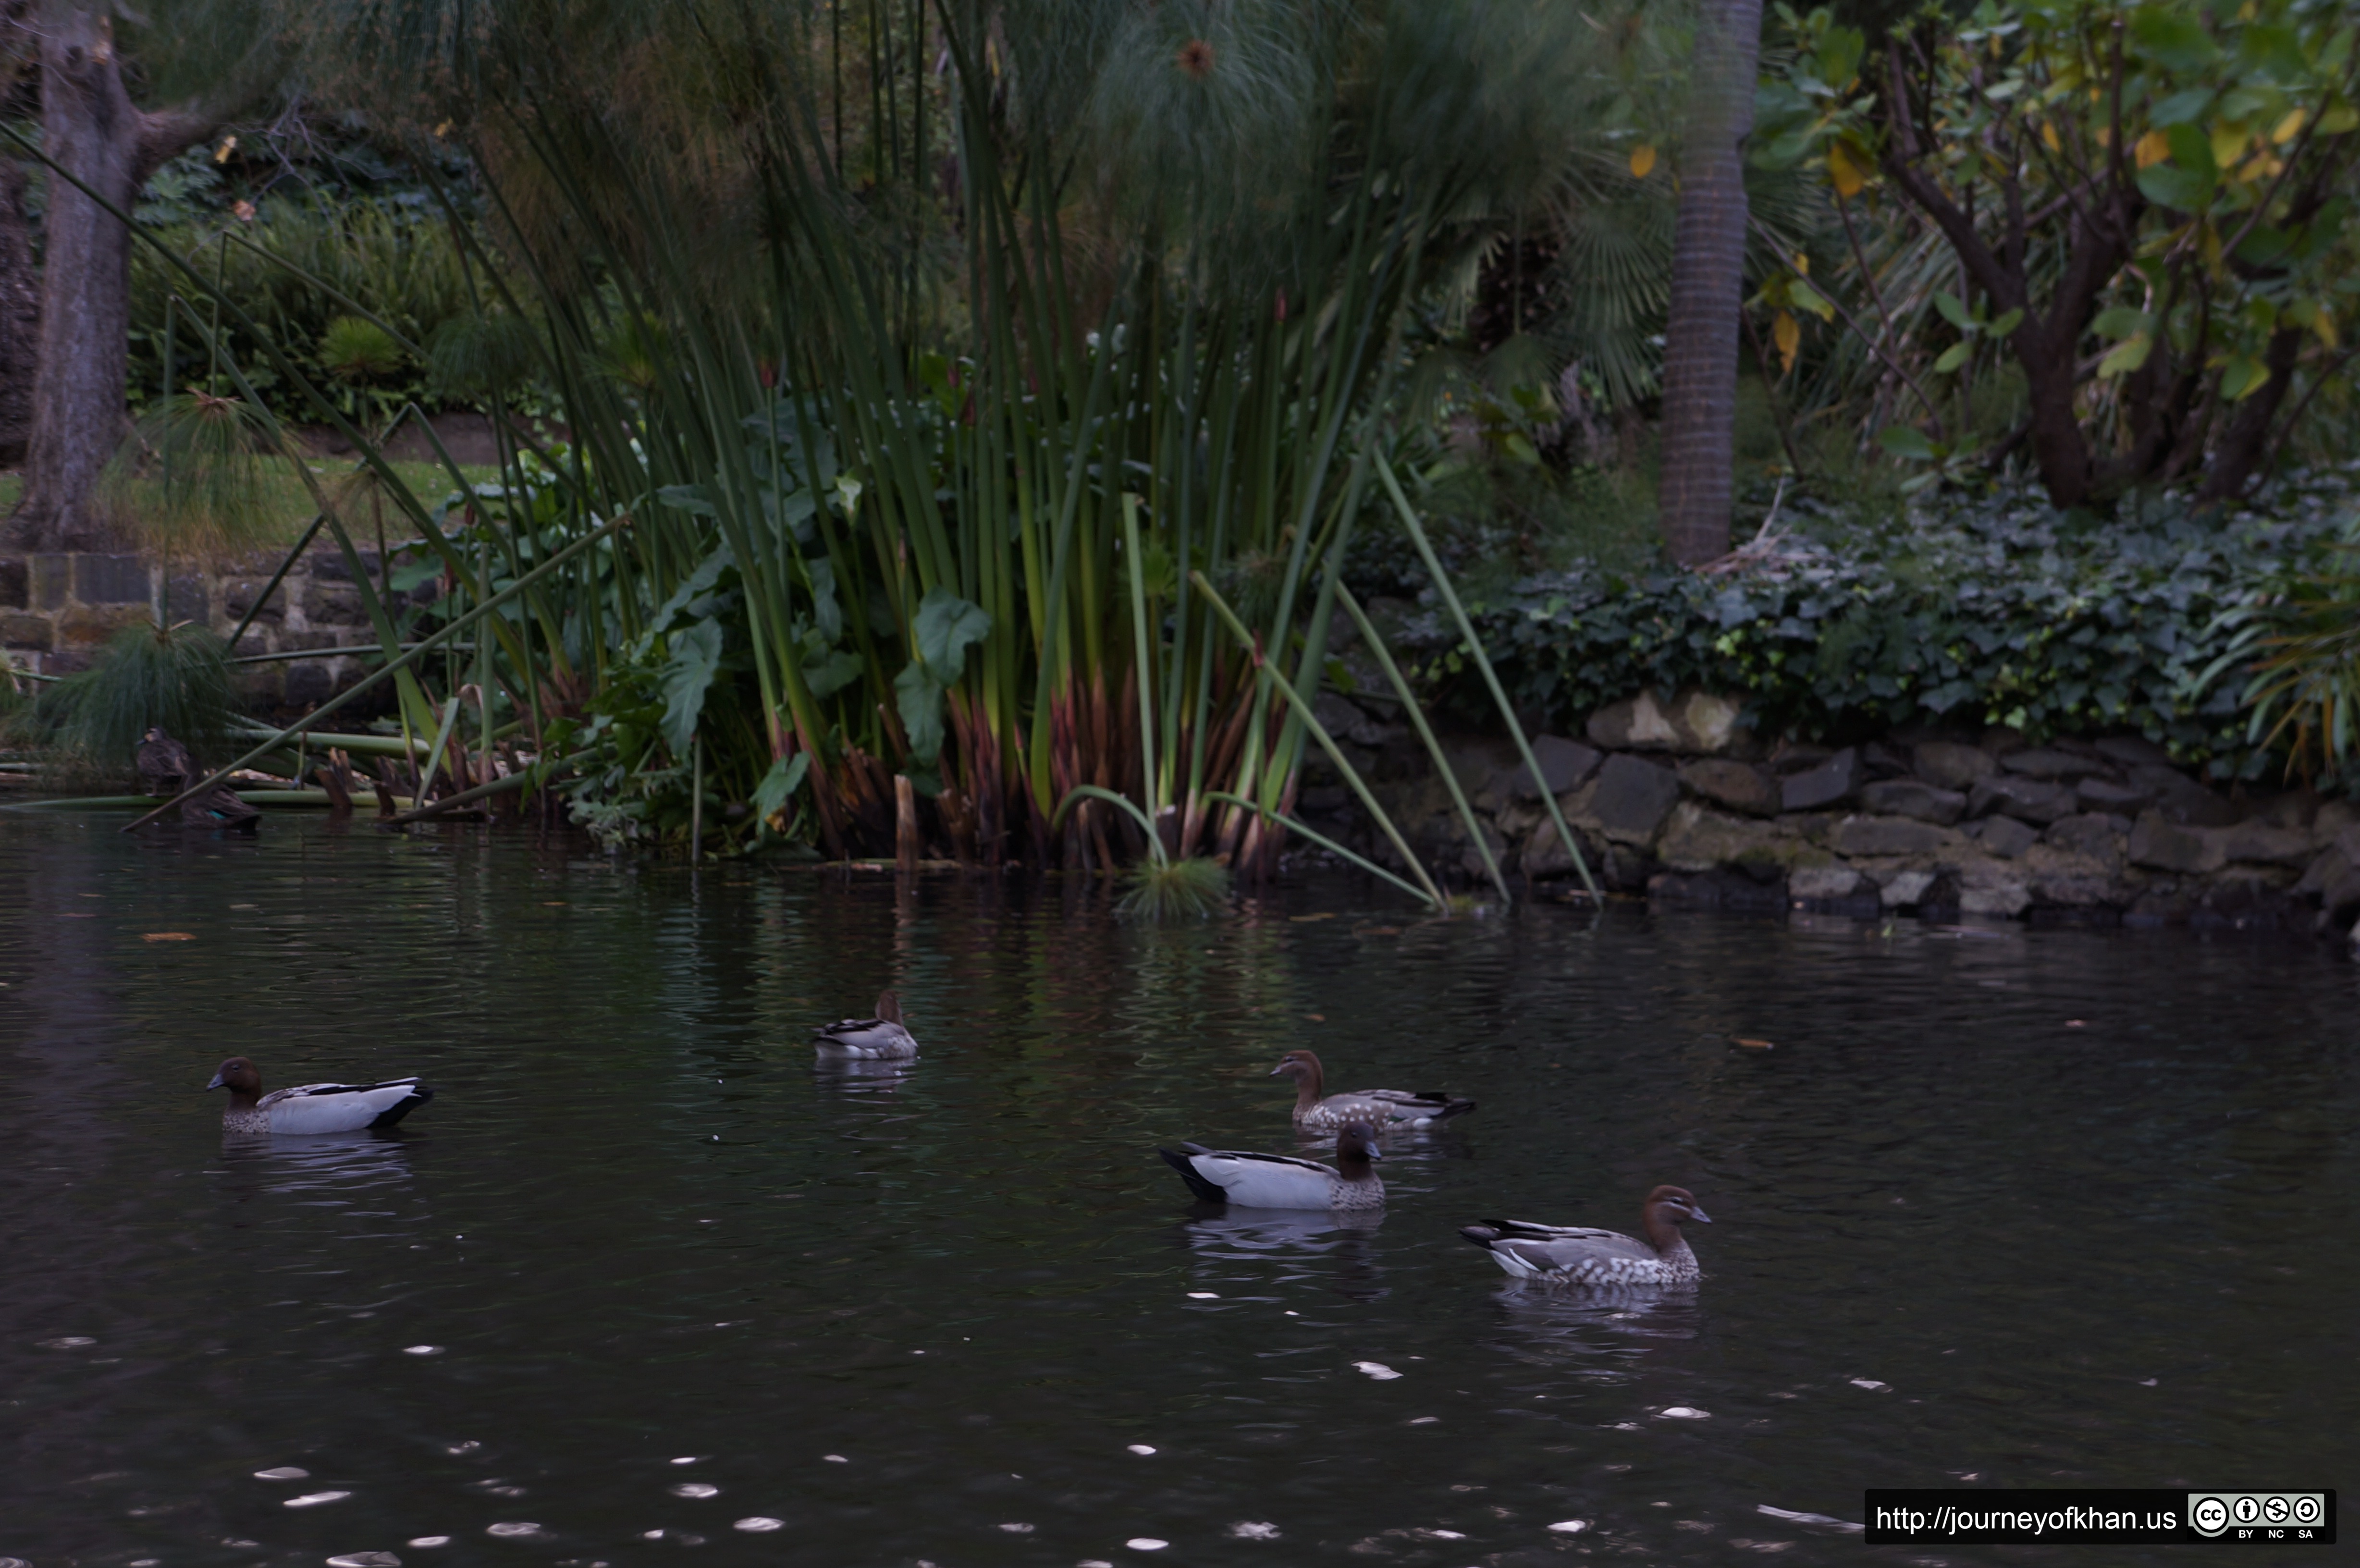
[2127,764,2238,827]
[1831,814,1955,857]
[1789,862,1863,901]
[1879,869,1939,907]
[303,583,369,625]
[164,573,206,620]
[1585,686,1747,755]
[0,557,25,609]
[307,549,381,583]
[72,553,151,605]
[1494,735,1602,801]
[2042,813,2125,869]
[2323,861,2360,924]
[1521,815,1602,880]
[1588,753,1683,845]
[0,611,53,650]
[1859,777,1966,825]
[277,629,342,652]
[1967,773,2077,824]
[2095,734,2174,768]
[56,603,151,647]
[1313,691,1390,749]
[2076,776,2151,812]
[1955,854,2034,917]
[1678,758,1779,817]
[2128,812,2225,875]
[2294,844,2350,899]
[1971,815,2040,858]
[2249,788,2320,831]
[285,662,334,706]
[1655,802,1798,873]
[1781,747,1860,812]
[31,554,73,610]
[1647,869,1791,913]
[1979,725,2030,758]
[221,578,286,626]
[2218,821,2315,868]
[1913,740,1994,791]
[2002,747,2109,781]
[1770,742,1833,775]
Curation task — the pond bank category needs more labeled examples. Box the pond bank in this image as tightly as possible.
[1308,684,2360,946]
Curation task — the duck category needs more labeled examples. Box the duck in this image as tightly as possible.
[1458,1186,1710,1286]
[207,1056,435,1136]
[1159,1123,1385,1211]
[811,991,918,1059]
[1268,1049,1475,1133]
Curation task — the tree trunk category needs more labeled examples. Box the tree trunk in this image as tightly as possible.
[0,156,37,466]
[2196,325,2307,504]
[3,7,215,552]
[1656,0,1762,567]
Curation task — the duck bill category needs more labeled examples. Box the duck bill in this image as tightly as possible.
[204,1072,225,1091]
[1688,1206,1712,1224]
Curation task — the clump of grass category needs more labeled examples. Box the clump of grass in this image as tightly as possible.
[33,624,238,785]
[101,390,287,562]
[319,315,407,383]
[1117,856,1232,922]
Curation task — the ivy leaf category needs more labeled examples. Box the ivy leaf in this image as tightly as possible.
[1934,291,1974,330]
[2219,355,2272,400]
[2097,332,2154,379]
[2137,161,2214,211]
[1989,308,2025,337]
[1934,342,1974,373]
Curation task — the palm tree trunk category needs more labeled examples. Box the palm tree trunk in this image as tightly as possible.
[1656,0,1762,567]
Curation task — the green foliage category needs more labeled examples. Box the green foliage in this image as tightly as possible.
[1402,469,2360,777]
[101,390,288,560]
[1117,856,1234,921]
[2197,511,2360,780]
[32,625,238,782]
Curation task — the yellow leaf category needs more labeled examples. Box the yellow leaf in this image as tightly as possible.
[2316,311,2340,349]
[2272,109,2306,145]
[2238,0,2257,18]
[2136,130,2172,168]
[2212,122,2249,170]
[1629,144,1657,179]
[2323,104,2360,135]
[1793,251,1810,277]
[2042,120,2062,152]
[1827,141,1866,197]
[213,135,237,164]
[1773,309,1801,373]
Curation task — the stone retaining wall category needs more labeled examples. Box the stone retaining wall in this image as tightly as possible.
[1307,682,2360,943]
[0,545,405,711]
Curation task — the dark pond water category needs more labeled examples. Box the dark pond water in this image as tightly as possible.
[3,813,2356,1568]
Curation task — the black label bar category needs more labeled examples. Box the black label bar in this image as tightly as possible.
[1863,1490,2336,1545]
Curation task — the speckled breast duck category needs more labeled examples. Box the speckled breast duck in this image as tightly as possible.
[1459,1185,1711,1286]
[1269,1049,1475,1132]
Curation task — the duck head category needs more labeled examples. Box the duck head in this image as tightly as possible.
[874,990,903,1025]
[1640,1185,1710,1247]
[1334,1120,1383,1175]
[1269,1049,1325,1096]
[206,1056,263,1107]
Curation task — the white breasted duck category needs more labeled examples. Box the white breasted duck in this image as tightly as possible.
[1159,1123,1385,1211]
[1269,1049,1475,1133]
[207,1057,434,1136]
[1458,1185,1710,1286]
[811,991,918,1059]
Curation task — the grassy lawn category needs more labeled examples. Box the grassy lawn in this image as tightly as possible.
[0,461,503,551]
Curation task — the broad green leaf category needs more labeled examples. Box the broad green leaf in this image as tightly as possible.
[1935,291,1974,329]
[801,642,863,699]
[1989,308,2026,337]
[1817,24,1866,89]
[657,483,719,518]
[1934,342,1973,373]
[894,660,946,767]
[1789,278,1838,321]
[2150,88,2215,127]
[2239,24,2306,84]
[912,585,992,684]
[2219,355,2271,400]
[2130,5,2220,72]
[2163,123,2217,178]
[805,555,843,642]
[659,621,724,757]
[751,751,810,827]
[2092,306,2152,339]
[1879,425,1939,460]
[2137,162,2214,210]
[2097,332,2154,378]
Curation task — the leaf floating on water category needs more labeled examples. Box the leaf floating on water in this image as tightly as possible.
[1288,912,1335,922]
[822,1454,848,1463]
[1659,1406,1710,1419]
[255,1467,311,1480]
[404,1541,451,1550]
[1757,1505,1863,1531]
[1127,1445,1156,1456]
[1229,1522,1281,1540]
[144,932,197,942]
[669,1456,700,1464]
[482,1523,543,1538]
[1731,1037,1774,1050]
[670,1482,720,1498]
[1407,1417,1438,1425]
[402,1345,444,1356]
[326,1553,403,1567]
[1353,1361,1402,1381]
[1186,1291,1219,1299]
[996,1522,1034,1534]
[1420,1528,1467,1539]
[1849,1378,1889,1392]
[733,1518,784,1533]
[38,1336,97,1349]
[1548,1519,1591,1534]
[1125,1541,1170,1552]
[285,1493,352,1508]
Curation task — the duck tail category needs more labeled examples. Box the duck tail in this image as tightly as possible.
[1158,1147,1228,1205]
[1457,1224,1503,1251]
[1435,1097,1477,1121]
